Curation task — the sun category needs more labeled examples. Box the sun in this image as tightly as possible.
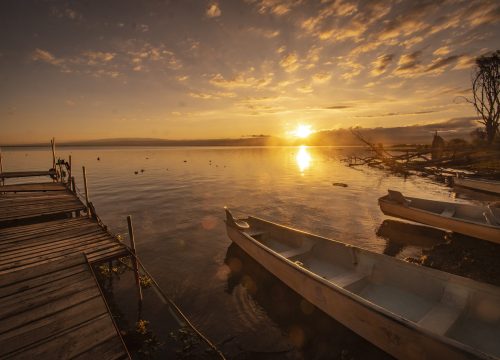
[293,125,313,138]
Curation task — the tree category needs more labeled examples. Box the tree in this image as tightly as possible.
[469,50,500,144]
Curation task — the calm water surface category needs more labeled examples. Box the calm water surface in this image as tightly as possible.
[2,146,480,358]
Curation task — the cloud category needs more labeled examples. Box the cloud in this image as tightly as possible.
[376,1,438,41]
[339,58,364,80]
[312,72,331,83]
[248,0,302,16]
[394,50,423,76]
[355,110,440,118]
[426,55,460,73]
[50,5,82,21]
[31,49,61,66]
[247,27,280,38]
[209,71,274,88]
[324,105,354,110]
[206,3,221,18]
[279,52,299,72]
[453,55,475,70]
[83,51,115,64]
[370,54,394,76]
[433,46,451,56]
[189,91,236,99]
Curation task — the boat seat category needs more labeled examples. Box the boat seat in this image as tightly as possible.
[441,207,456,217]
[417,304,462,336]
[388,190,411,207]
[280,244,314,259]
[246,230,265,238]
[328,271,366,289]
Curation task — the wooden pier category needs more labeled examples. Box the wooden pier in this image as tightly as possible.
[0,151,131,359]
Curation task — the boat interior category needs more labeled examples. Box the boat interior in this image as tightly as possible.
[239,216,500,357]
[381,190,500,226]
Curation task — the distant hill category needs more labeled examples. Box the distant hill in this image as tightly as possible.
[1,117,479,147]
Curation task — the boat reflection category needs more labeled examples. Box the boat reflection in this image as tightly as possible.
[296,145,311,173]
[224,243,390,359]
[451,185,500,202]
[376,219,447,257]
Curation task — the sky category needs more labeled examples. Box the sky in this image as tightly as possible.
[0,0,499,144]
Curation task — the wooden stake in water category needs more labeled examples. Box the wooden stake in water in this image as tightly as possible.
[0,148,3,186]
[51,138,57,181]
[68,155,72,186]
[82,166,91,217]
[127,215,143,302]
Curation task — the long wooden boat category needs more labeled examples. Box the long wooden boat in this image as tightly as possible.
[224,207,500,360]
[378,190,500,244]
[453,177,500,195]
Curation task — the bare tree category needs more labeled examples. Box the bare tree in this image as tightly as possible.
[469,50,500,144]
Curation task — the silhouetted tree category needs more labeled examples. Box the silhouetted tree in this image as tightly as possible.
[469,51,500,144]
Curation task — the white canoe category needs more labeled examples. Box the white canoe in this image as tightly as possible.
[224,208,500,360]
[454,178,500,195]
[379,190,500,245]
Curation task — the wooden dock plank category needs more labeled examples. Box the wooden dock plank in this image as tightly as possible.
[0,170,56,179]
[0,255,129,359]
[5,314,121,359]
[0,182,67,193]
[0,297,106,356]
[0,169,131,359]
[0,186,86,224]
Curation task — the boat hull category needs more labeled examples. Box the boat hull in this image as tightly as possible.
[379,199,500,244]
[226,226,480,360]
[454,178,500,195]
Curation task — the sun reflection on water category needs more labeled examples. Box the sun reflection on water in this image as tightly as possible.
[296,145,311,173]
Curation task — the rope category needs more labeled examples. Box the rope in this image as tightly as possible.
[122,248,227,360]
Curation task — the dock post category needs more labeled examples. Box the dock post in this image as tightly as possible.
[0,148,3,186]
[82,166,91,217]
[71,176,76,194]
[127,215,143,302]
[51,138,57,181]
[68,155,72,186]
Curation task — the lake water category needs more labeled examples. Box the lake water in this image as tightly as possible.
[1,146,484,358]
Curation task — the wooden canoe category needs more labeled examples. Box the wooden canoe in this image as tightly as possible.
[453,178,500,195]
[379,190,500,245]
[224,207,500,360]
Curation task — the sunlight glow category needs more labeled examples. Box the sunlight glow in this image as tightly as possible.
[293,125,313,138]
[296,145,311,173]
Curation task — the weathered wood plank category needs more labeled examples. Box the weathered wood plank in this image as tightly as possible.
[0,271,92,309]
[0,216,90,239]
[0,170,56,179]
[0,235,115,264]
[0,263,88,298]
[87,246,129,263]
[0,296,106,356]
[0,255,85,287]
[0,205,85,221]
[0,239,121,273]
[0,182,67,192]
[5,314,120,359]
[0,227,106,251]
[0,285,100,334]
[0,276,96,320]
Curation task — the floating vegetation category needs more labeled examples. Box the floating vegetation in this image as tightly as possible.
[139,274,153,289]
